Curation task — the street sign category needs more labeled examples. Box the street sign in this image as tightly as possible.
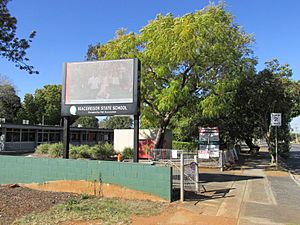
[271,113,282,127]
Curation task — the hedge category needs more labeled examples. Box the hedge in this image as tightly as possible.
[172,141,198,151]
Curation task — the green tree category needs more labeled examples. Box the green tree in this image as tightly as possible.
[0,0,37,74]
[200,59,300,159]
[72,116,99,128]
[34,85,62,125]
[17,85,62,125]
[0,75,21,122]
[99,116,132,129]
[87,4,254,148]
[15,93,38,124]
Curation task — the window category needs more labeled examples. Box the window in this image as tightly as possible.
[21,132,29,142]
[104,134,109,141]
[89,132,96,141]
[43,133,48,142]
[6,128,21,142]
[6,131,12,142]
[71,132,80,141]
[38,133,42,142]
[82,133,88,141]
[29,131,35,141]
[38,130,50,143]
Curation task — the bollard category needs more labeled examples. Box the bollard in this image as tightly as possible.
[117,153,122,162]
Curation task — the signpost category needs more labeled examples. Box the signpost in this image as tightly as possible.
[271,113,281,169]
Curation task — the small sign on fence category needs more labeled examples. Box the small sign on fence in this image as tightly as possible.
[172,150,178,159]
[198,149,210,159]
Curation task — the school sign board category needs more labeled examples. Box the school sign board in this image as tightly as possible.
[61,59,140,116]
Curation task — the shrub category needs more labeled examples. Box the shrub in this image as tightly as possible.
[173,141,197,152]
[48,142,63,157]
[70,145,91,159]
[35,143,51,154]
[122,147,134,159]
[68,144,79,159]
[35,142,115,160]
[90,143,115,160]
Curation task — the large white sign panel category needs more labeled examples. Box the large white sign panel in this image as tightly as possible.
[61,58,140,116]
[66,60,134,104]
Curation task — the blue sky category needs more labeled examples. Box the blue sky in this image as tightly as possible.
[1,0,300,127]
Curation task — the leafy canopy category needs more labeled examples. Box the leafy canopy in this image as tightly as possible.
[87,4,254,147]
[0,0,37,74]
[99,116,133,129]
[16,85,62,125]
[72,116,99,128]
[200,59,300,154]
[0,75,20,122]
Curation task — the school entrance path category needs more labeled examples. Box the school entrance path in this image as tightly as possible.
[133,150,300,225]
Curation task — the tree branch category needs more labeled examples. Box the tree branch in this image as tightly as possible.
[143,99,161,117]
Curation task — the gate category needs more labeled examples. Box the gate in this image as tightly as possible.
[150,150,202,201]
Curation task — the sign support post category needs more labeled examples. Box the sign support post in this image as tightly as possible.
[133,114,139,163]
[271,113,281,169]
[63,116,70,159]
[275,126,278,169]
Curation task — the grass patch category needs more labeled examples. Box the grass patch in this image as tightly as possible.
[12,197,165,225]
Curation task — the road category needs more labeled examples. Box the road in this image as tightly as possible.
[286,144,300,173]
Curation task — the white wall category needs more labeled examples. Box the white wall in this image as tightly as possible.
[114,129,172,152]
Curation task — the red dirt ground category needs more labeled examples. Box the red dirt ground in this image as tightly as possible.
[1,181,238,225]
[0,184,79,225]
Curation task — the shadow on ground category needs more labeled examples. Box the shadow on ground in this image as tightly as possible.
[172,171,263,202]
[200,173,263,184]
[172,151,271,202]
[172,187,236,202]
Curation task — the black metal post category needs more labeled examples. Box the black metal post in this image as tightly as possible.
[63,116,70,159]
[133,114,139,163]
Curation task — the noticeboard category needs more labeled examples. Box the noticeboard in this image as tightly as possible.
[61,58,140,116]
[198,127,220,159]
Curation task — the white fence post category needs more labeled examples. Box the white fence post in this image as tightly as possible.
[220,149,224,172]
[180,153,184,202]
[194,154,199,192]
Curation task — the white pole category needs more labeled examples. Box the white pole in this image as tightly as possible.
[220,149,224,172]
[275,126,278,170]
[180,153,184,202]
[194,155,199,192]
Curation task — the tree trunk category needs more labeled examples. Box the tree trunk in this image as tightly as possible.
[153,126,166,149]
[244,137,259,155]
[244,137,254,150]
[270,154,275,165]
[153,114,171,149]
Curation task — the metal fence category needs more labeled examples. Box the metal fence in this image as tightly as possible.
[148,148,239,201]
[149,148,221,168]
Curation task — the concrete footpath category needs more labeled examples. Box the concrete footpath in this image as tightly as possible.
[177,152,300,225]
